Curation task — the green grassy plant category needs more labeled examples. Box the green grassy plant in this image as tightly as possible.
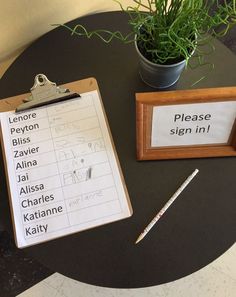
[60,0,236,66]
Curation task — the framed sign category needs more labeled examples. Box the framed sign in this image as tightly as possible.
[136,87,236,160]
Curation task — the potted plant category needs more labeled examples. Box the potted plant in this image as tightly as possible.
[60,0,236,88]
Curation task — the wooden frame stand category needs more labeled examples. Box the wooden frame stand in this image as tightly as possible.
[136,87,236,160]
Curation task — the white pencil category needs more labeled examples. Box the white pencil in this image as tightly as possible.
[135,169,199,244]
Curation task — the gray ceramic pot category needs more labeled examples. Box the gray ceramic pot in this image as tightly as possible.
[135,40,187,89]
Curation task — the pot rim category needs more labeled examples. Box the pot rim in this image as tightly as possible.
[134,36,196,68]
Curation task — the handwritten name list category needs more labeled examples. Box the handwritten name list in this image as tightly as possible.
[0,90,132,248]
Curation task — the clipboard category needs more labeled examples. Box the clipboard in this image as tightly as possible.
[0,75,132,248]
[0,76,99,112]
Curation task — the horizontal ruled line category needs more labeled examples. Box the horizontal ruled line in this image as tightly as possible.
[17,173,115,198]
[19,185,116,211]
[12,136,103,161]
[14,146,106,175]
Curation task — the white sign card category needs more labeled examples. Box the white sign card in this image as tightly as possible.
[151,101,236,147]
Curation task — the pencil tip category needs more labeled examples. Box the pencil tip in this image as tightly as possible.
[135,234,143,244]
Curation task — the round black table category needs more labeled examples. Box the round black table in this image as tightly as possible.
[0,11,236,289]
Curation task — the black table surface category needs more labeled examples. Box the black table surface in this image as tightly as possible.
[0,11,236,289]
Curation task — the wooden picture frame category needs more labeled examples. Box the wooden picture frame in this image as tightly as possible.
[136,87,236,160]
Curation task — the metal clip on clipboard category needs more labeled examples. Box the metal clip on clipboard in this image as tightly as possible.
[16,74,80,112]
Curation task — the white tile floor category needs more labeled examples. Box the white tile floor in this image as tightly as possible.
[17,243,236,297]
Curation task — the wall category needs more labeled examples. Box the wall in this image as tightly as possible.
[0,0,134,72]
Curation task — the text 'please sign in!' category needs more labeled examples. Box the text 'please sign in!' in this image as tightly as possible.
[151,101,236,147]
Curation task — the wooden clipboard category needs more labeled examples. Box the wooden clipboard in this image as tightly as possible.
[0,76,132,248]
